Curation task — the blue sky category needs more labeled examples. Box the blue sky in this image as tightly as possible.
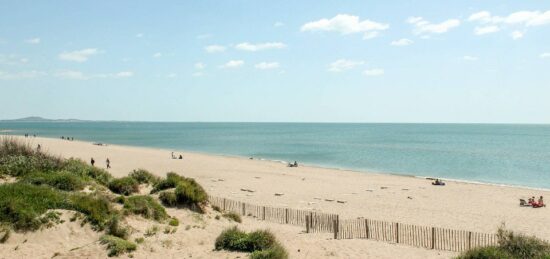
[1,1,549,123]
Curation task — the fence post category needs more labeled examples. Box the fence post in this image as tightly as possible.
[241,203,245,215]
[431,227,436,249]
[223,198,226,211]
[468,231,472,250]
[333,219,339,239]
[365,219,369,239]
[285,208,289,224]
[306,215,310,233]
[395,223,399,244]
[262,206,266,220]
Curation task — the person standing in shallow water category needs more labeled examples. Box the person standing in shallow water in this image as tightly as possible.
[106,158,111,169]
[91,158,95,166]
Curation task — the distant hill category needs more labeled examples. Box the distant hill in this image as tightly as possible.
[1,116,86,122]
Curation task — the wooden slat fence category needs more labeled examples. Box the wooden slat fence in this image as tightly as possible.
[207,195,337,232]
[208,195,499,252]
[334,218,498,252]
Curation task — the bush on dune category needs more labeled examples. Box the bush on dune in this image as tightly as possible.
[0,138,64,177]
[174,178,207,206]
[21,171,86,191]
[150,172,185,193]
[99,235,136,257]
[456,227,550,259]
[108,177,139,196]
[158,191,177,207]
[129,169,159,185]
[215,227,288,259]
[62,158,113,186]
[123,195,168,221]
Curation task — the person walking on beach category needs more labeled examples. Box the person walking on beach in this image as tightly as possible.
[106,158,111,169]
[36,144,41,152]
[91,158,95,167]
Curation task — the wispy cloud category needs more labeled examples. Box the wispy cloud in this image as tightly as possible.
[0,54,29,65]
[462,56,479,61]
[221,60,244,69]
[205,45,226,53]
[407,16,460,34]
[24,38,40,44]
[391,38,414,46]
[274,22,284,27]
[58,48,99,62]
[474,25,500,35]
[328,59,364,72]
[363,68,384,76]
[301,14,389,39]
[541,53,550,59]
[511,30,524,40]
[235,42,286,51]
[153,52,162,58]
[255,62,280,70]
[468,10,550,37]
[55,70,133,80]
[195,62,206,69]
[0,70,46,80]
[135,33,144,38]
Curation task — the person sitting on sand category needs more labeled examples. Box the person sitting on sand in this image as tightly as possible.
[179,154,183,159]
[432,179,445,186]
[294,161,298,167]
[533,196,545,208]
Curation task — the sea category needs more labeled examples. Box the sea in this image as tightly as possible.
[1,122,549,189]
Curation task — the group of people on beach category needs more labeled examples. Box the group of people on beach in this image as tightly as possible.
[526,196,545,208]
[90,157,111,169]
[61,136,74,141]
[171,152,183,160]
[23,133,36,138]
[288,161,299,167]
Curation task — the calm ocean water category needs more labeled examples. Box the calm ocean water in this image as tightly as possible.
[1,122,549,189]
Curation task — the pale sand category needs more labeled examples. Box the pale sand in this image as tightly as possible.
[3,136,549,258]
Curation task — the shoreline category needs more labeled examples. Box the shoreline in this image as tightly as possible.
[7,134,549,193]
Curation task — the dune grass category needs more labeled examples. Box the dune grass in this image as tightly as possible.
[158,190,177,207]
[457,227,550,259]
[20,171,87,191]
[222,212,242,223]
[129,169,159,185]
[122,195,168,221]
[150,172,185,193]
[108,177,139,196]
[151,172,208,210]
[100,235,137,257]
[215,227,288,259]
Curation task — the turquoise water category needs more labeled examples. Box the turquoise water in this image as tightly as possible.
[1,122,549,189]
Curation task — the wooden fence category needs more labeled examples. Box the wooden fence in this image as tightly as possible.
[208,195,498,252]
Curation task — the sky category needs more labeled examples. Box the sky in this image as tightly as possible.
[1,1,550,123]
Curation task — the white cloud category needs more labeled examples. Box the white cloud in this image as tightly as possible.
[541,53,550,59]
[221,60,244,69]
[462,56,479,61]
[136,33,144,38]
[153,52,162,58]
[328,59,364,72]
[363,69,384,76]
[235,42,286,51]
[255,62,280,70]
[25,38,40,44]
[205,45,226,53]
[408,16,460,34]
[0,54,29,65]
[301,14,389,39]
[363,31,379,40]
[468,10,550,36]
[55,70,133,80]
[274,22,284,27]
[58,48,99,62]
[474,25,500,35]
[511,30,524,40]
[391,38,413,46]
[0,70,46,80]
[195,62,206,69]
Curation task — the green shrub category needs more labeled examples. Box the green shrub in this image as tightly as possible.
[223,212,242,223]
[168,217,179,227]
[0,183,68,230]
[129,169,159,185]
[250,244,288,259]
[215,226,250,251]
[150,172,185,193]
[0,138,63,177]
[134,237,144,244]
[158,191,177,207]
[456,227,550,259]
[246,230,277,251]
[21,171,86,191]
[99,235,136,257]
[62,158,112,186]
[69,193,115,230]
[106,215,128,239]
[174,178,207,206]
[123,196,168,221]
[108,177,139,196]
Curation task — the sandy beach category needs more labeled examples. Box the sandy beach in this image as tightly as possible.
[3,135,549,258]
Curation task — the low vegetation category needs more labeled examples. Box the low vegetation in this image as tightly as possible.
[123,195,168,221]
[158,191,177,207]
[150,172,185,193]
[108,176,139,196]
[223,212,242,223]
[215,227,288,259]
[99,235,137,257]
[457,227,550,259]
[21,171,86,191]
[129,169,159,185]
